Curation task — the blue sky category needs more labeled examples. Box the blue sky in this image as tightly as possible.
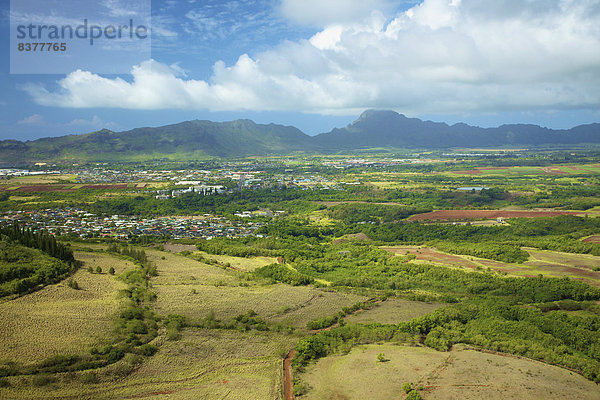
[1,0,600,141]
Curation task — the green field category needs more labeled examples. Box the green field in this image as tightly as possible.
[451,163,600,176]
[151,249,368,329]
[345,298,446,325]
[2,154,600,398]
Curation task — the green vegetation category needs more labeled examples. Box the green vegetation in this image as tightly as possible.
[2,152,600,399]
[255,263,314,286]
[0,240,75,297]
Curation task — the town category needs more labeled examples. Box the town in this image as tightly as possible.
[1,208,268,240]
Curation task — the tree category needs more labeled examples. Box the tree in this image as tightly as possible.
[96,266,102,274]
[109,267,115,275]
[406,390,422,400]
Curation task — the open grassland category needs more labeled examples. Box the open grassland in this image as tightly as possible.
[147,248,237,286]
[300,344,600,400]
[384,245,600,287]
[155,279,367,330]
[0,251,128,364]
[0,174,77,186]
[268,289,368,329]
[450,163,600,176]
[345,298,446,325]
[525,248,600,270]
[193,250,278,272]
[0,329,296,400]
[151,248,368,329]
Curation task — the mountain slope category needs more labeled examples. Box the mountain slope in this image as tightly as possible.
[1,110,599,163]
[313,110,600,149]
[9,119,316,162]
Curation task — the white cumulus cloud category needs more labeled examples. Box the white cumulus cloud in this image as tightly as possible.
[23,0,600,116]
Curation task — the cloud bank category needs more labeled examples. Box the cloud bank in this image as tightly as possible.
[24,0,600,116]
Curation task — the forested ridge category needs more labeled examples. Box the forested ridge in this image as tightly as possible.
[0,222,76,297]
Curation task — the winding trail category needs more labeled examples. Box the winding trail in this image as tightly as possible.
[283,298,384,397]
[283,350,295,400]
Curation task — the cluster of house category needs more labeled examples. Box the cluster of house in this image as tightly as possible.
[0,169,60,178]
[157,183,225,200]
[1,208,266,240]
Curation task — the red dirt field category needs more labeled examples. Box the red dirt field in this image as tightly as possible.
[408,210,583,221]
[583,236,600,243]
[80,184,129,190]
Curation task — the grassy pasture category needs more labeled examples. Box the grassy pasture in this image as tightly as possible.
[155,280,367,330]
[0,329,295,400]
[147,248,237,287]
[450,163,600,177]
[384,245,600,286]
[300,344,600,400]
[0,174,77,186]
[0,251,128,364]
[525,248,600,270]
[345,298,446,325]
[193,250,278,272]
[151,248,368,329]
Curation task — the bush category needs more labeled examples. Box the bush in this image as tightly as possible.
[106,348,125,364]
[138,344,158,356]
[96,266,102,274]
[109,267,115,275]
[38,354,79,372]
[31,374,56,386]
[406,390,422,400]
[79,371,98,384]
[67,278,79,290]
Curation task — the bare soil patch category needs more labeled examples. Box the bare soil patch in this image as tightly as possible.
[582,235,600,243]
[333,232,373,244]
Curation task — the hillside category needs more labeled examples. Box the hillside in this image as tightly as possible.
[1,119,315,163]
[313,110,600,149]
[1,110,599,163]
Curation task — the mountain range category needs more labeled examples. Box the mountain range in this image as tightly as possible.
[1,110,599,163]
